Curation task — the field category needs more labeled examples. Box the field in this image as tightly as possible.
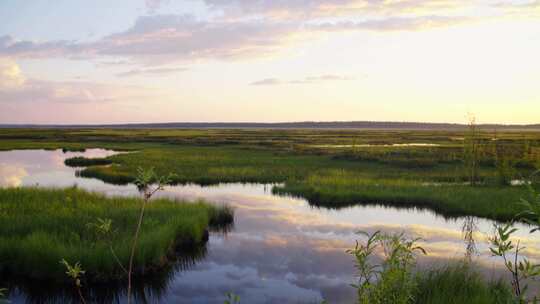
[1,128,538,221]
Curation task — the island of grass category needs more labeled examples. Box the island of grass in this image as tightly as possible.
[0,187,233,283]
[70,145,538,222]
[64,156,112,167]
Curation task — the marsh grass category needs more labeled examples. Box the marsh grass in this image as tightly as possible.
[415,263,514,304]
[2,129,539,222]
[273,172,535,221]
[0,187,233,282]
[64,157,112,167]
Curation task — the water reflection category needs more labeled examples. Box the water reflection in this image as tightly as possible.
[1,149,539,303]
[4,243,208,304]
[462,216,479,262]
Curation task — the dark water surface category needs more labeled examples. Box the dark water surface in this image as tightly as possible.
[0,149,537,303]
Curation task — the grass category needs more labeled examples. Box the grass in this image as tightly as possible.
[0,187,233,283]
[0,128,539,221]
[272,171,536,221]
[415,263,514,304]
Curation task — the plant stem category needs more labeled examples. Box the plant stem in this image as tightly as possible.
[77,286,87,304]
[127,196,148,304]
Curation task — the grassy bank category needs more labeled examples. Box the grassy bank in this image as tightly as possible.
[0,187,233,282]
[415,264,514,304]
[272,171,535,221]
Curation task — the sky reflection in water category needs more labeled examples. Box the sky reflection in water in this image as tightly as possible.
[1,149,538,303]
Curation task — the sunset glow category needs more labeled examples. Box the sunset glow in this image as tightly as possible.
[1,0,539,124]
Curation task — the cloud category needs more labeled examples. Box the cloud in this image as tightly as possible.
[0,57,169,104]
[0,11,474,65]
[0,57,26,89]
[310,15,471,32]
[0,16,305,65]
[491,0,540,16]
[145,0,169,13]
[250,74,355,85]
[250,78,283,86]
[203,0,470,19]
[115,66,188,77]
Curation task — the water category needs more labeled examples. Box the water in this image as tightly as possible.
[1,149,538,303]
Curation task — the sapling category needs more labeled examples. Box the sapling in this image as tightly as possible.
[60,259,87,304]
[87,218,127,275]
[347,230,427,304]
[489,223,540,302]
[126,167,175,304]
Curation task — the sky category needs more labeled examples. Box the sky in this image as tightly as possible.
[0,0,539,124]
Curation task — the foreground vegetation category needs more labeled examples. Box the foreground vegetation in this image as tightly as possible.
[0,187,233,282]
[415,264,514,304]
[347,229,516,304]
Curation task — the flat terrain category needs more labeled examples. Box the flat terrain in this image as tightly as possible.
[1,128,538,221]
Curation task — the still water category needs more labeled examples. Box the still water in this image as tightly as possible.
[0,149,538,303]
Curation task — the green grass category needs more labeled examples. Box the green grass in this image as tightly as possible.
[272,171,536,221]
[0,128,539,221]
[0,187,233,282]
[415,264,514,304]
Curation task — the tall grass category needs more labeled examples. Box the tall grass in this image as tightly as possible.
[415,264,514,304]
[0,187,233,282]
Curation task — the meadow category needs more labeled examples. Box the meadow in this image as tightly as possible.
[1,128,538,221]
[0,186,233,283]
[1,127,539,303]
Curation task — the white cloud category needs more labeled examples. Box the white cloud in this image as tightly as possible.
[0,10,474,66]
[0,57,25,89]
[310,15,471,32]
[115,66,188,77]
[0,57,169,104]
[203,0,472,19]
[250,74,355,85]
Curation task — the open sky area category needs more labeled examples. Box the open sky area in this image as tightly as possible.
[1,0,539,124]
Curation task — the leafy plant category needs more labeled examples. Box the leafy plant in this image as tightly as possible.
[126,167,175,304]
[489,223,540,302]
[60,259,87,304]
[0,288,8,304]
[87,218,127,275]
[347,230,426,304]
[518,171,540,232]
